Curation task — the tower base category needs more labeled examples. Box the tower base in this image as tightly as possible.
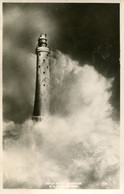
[32,116,43,122]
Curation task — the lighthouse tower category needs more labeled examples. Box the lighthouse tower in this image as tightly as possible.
[32,34,50,121]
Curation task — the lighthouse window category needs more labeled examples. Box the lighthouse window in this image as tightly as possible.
[43,71,45,74]
[43,84,45,86]
[39,66,40,68]
[43,59,45,62]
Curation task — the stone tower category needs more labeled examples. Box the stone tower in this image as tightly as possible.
[32,34,50,121]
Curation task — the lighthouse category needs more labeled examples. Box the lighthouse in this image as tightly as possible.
[32,34,50,121]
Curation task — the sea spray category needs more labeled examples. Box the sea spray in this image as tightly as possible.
[3,51,119,188]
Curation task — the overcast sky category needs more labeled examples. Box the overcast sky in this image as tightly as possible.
[3,3,120,123]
